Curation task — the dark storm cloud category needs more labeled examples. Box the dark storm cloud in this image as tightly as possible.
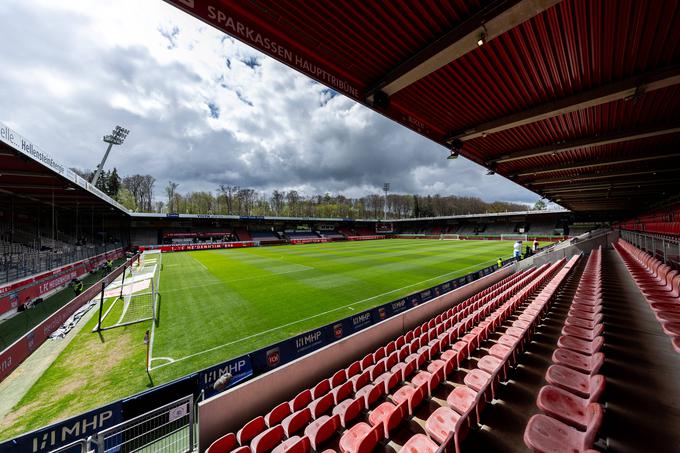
[0,0,540,205]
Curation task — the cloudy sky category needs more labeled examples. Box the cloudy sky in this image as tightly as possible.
[0,0,540,204]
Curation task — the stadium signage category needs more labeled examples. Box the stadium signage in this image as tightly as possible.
[294,330,323,353]
[0,402,122,453]
[199,355,253,398]
[0,124,64,175]
[166,1,361,99]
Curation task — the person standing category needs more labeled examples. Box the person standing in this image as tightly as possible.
[497,257,503,268]
[533,238,539,252]
[513,240,522,261]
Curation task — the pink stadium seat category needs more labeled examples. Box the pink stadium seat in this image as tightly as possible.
[410,369,442,397]
[464,368,494,401]
[271,436,310,453]
[237,416,265,445]
[368,399,408,438]
[545,365,605,400]
[391,382,427,415]
[391,357,417,382]
[265,402,292,428]
[477,354,507,382]
[557,335,603,355]
[524,404,603,453]
[339,422,383,453]
[303,414,339,450]
[251,425,284,453]
[307,393,334,419]
[446,385,480,427]
[401,434,439,453]
[536,386,600,430]
[231,447,251,453]
[425,406,466,453]
[374,369,400,394]
[206,432,237,453]
[552,349,604,375]
[564,314,602,329]
[282,408,311,437]
[562,324,604,341]
[332,396,364,428]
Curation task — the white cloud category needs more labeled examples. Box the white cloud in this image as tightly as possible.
[0,0,540,205]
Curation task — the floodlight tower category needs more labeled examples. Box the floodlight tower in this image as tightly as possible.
[91,125,129,187]
[383,182,390,220]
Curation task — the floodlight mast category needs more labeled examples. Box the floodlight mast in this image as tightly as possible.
[91,126,129,187]
[383,182,390,221]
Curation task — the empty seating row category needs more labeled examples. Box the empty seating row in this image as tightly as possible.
[614,239,680,354]
[524,248,606,453]
[205,264,561,453]
[416,258,573,453]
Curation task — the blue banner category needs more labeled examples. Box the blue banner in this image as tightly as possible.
[198,355,253,398]
[0,402,123,453]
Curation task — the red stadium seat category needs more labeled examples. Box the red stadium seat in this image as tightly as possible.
[545,365,605,400]
[271,436,310,453]
[332,396,364,428]
[331,381,353,405]
[524,404,603,453]
[303,414,339,450]
[355,383,384,408]
[552,349,604,375]
[282,408,311,437]
[331,369,347,388]
[265,402,291,428]
[237,416,265,445]
[307,393,334,419]
[206,432,237,453]
[391,382,427,415]
[251,425,284,453]
[290,390,312,412]
[557,335,603,355]
[312,379,331,399]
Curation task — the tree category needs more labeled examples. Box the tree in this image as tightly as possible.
[107,168,122,198]
[166,181,179,213]
[532,199,547,211]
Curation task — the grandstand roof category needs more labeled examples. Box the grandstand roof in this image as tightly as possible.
[0,122,130,214]
[165,0,680,216]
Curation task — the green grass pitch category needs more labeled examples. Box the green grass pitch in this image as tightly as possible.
[0,239,528,439]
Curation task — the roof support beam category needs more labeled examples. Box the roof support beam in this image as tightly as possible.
[367,0,561,99]
[540,179,678,193]
[513,151,680,178]
[491,123,680,165]
[531,167,680,186]
[447,64,680,142]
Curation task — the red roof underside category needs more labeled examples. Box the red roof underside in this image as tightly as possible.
[166,0,680,215]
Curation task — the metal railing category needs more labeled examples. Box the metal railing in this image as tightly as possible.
[0,243,122,284]
[93,395,194,453]
[620,230,680,269]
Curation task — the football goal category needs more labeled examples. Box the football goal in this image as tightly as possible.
[95,250,161,331]
[500,233,529,241]
[439,234,460,240]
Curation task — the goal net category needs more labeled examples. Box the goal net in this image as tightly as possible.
[95,250,161,331]
[500,234,529,241]
[439,234,460,240]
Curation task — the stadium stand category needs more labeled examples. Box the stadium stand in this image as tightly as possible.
[204,257,582,453]
[235,229,253,242]
[285,231,322,240]
[250,231,284,242]
[613,240,680,353]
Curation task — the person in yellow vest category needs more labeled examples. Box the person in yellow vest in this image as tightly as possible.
[497,257,503,268]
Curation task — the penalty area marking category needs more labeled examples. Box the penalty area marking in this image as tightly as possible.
[148,258,496,371]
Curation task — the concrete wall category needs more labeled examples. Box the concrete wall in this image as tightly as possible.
[198,266,513,451]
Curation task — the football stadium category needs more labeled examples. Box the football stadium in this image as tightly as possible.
[1,1,679,453]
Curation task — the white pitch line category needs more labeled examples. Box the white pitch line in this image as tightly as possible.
[189,254,209,270]
[149,258,496,371]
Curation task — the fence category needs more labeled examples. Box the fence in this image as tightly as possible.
[620,230,680,269]
[93,395,194,453]
[0,243,123,285]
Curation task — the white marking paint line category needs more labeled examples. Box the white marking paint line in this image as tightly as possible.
[149,258,496,371]
[189,255,209,270]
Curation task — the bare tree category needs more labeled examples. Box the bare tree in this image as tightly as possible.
[166,181,179,213]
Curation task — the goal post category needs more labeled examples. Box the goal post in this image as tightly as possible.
[95,250,161,331]
[439,234,460,240]
[500,233,529,241]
